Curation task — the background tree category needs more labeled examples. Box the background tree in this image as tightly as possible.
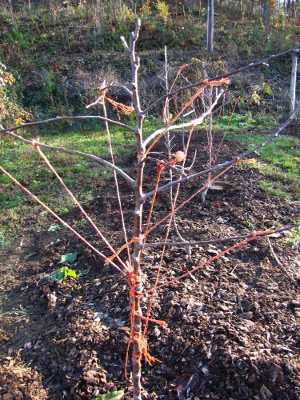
[207,0,214,55]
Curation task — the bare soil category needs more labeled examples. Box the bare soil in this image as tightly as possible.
[0,132,299,399]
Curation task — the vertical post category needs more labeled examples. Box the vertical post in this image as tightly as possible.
[207,0,214,55]
[201,62,213,203]
[290,53,298,113]
[163,46,171,160]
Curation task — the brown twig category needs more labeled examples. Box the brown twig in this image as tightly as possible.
[142,104,300,200]
[0,115,134,134]
[144,222,300,248]
[267,237,295,282]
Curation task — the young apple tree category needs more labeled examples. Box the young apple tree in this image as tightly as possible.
[1,21,299,399]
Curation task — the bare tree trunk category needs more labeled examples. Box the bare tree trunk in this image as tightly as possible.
[131,0,136,13]
[207,0,214,55]
[188,0,196,9]
[8,0,16,25]
[263,0,271,24]
[283,0,286,33]
[95,0,101,32]
[128,21,144,400]
[290,53,298,113]
[250,0,254,16]
[287,0,291,18]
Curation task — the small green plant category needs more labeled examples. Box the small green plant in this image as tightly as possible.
[95,390,124,400]
[50,252,78,281]
[50,266,77,282]
[285,223,300,250]
[48,223,60,232]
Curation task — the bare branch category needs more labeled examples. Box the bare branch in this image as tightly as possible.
[1,128,136,187]
[35,145,129,271]
[111,83,133,97]
[143,91,223,147]
[86,94,104,109]
[144,222,300,248]
[120,35,129,51]
[142,104,300,201]
[0,115,135,134]
[90,83,133,97]
[267,237,295,282]
[0,165,128,278]
[143,44,300,115]
[142,230,273,295]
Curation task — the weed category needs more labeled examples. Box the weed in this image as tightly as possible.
[50,266,77,282]
[48,223,60,232]
[285,223,300,250]
[50,252,78,282]
[95,390,124,400]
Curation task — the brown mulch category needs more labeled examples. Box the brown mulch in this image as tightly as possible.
[0,131,299,399]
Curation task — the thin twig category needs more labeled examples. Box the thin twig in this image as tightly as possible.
[144,222,300,248]
[0,165,128,277]
[142,104,300,201]
[35,145,128,271]
[0,115,134,134]
[143,91,223,147]
[145,164,235,237]
[102,96,131,267]
[142,231,278,296]
[267,237,295,282]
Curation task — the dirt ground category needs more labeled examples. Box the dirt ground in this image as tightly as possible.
[0,132,299,399]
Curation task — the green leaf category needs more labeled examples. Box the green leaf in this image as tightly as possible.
[50,266,77,282]
[95,390,124,400]
[58,252,77,264]
[51,268,65,282]
[64,267,77,279]
[48,223,60,232]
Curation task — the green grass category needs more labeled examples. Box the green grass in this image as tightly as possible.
[216,114,278,133]
[0,124,140,240]
[225,122,300,201]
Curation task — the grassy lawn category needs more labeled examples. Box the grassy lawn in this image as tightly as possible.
[0,122,140,244]
[222,115,300,201]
